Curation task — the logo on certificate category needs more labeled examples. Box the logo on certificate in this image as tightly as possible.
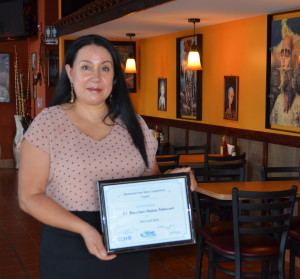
[141,231,157,238]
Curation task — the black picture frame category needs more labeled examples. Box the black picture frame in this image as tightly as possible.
[112,41,137,93]
[0,53,10,103]
[266,9,300,133]
[224,76,239,121]
[48,49,59,87]
[176,34,202,120]
[97,173,196,254]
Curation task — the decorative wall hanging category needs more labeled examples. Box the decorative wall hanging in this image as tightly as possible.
[158,78,167,111]
[224,76,239,120]
[31,52,36,71]
[112,41,137,93]
[176,34,202,120]
[266,9,300,133]
[0,53,10,103]
[48,49,59,87]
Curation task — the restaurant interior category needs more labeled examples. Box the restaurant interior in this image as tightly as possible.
[0,0,300,278]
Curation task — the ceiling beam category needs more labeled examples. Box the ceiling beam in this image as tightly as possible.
[55,0,174,36]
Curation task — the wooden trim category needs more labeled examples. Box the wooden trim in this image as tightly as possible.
[56,0,173,36]
[142,116,300,148]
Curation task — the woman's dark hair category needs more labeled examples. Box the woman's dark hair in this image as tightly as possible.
[51,34,149,167]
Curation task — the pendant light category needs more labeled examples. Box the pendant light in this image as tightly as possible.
[124,33,137,74]
[187,18,202,71]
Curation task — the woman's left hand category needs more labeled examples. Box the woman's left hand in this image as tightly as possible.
[168,167,198,192]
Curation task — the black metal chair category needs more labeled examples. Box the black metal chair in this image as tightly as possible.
[173,144,208,182]
[193,153,246,279]
[156,155,180,173]
[204,152,246,182]
[260,166,300,229]
[261,166,300,181]
[174,144,208,155]
[260,165,300,277]
[206,186,297,279]
[193,191,234,279]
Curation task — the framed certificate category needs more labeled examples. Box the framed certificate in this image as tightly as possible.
[97,173,196,254]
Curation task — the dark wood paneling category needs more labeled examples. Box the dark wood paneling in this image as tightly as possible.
[142,116,300,149]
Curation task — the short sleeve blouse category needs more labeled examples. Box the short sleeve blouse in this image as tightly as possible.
[24,106,158,211]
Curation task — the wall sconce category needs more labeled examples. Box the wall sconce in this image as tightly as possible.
[187,18,202,71]
[124,33,137,73]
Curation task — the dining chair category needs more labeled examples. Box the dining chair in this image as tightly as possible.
[260,166,300,181]
[193,191,234,279]
[174,144,208,155]
[193,153,247,279]
[174,144,208,182]
[260,166,300,228]
[204,152,246,182]
[202,152,246,224]
[289,229,300,279]
[156,154,180,173]
[206,185,298,279]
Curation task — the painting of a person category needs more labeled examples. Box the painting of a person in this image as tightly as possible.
[269,18,300,128]
[17,34,197,279]
[158,78,166,111]
[0,53,9,103]
[290,70,300,127]
[224,86,237,119]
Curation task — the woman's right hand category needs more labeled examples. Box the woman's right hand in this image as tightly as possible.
[81,225,117,261]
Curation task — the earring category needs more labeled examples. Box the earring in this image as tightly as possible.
[109,94,112,103]
[70,83,75,103]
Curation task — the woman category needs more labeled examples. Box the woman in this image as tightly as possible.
[18,35,196,279]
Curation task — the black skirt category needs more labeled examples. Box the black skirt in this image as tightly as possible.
[39,211,149,279]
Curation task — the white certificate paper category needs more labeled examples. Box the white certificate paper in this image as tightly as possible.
[98,173,195,254]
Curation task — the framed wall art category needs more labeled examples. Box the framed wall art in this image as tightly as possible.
[112,41,136,93]
[224,76,239,120]
[0,53,10,103]
[48,49,59,87]
[176,34,202,120]
[158,78,167,111]
[266,9,300,133]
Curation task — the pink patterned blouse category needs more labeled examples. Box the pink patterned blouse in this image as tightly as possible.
[24,106,158,211]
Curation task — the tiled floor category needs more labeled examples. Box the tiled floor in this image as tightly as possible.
[0,168,299,279]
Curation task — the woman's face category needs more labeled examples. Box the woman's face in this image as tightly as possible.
[160,83,165,96]
[66,44,114,107]
[228,88,234,106]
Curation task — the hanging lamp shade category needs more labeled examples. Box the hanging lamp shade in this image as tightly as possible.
[187,45,202,70]
[186,18,202,71]
[124,58,137,73]
[124,33,137,74]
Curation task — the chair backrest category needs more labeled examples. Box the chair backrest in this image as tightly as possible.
[261,166,300,181]
[156,155,180,173]
[174,144,208,155]
[204,152,246,182]
[232,186,297,268]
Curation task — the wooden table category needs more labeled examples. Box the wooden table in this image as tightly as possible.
[156,154,218,168]
[195,180,300,200]
[156,154,229,169]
